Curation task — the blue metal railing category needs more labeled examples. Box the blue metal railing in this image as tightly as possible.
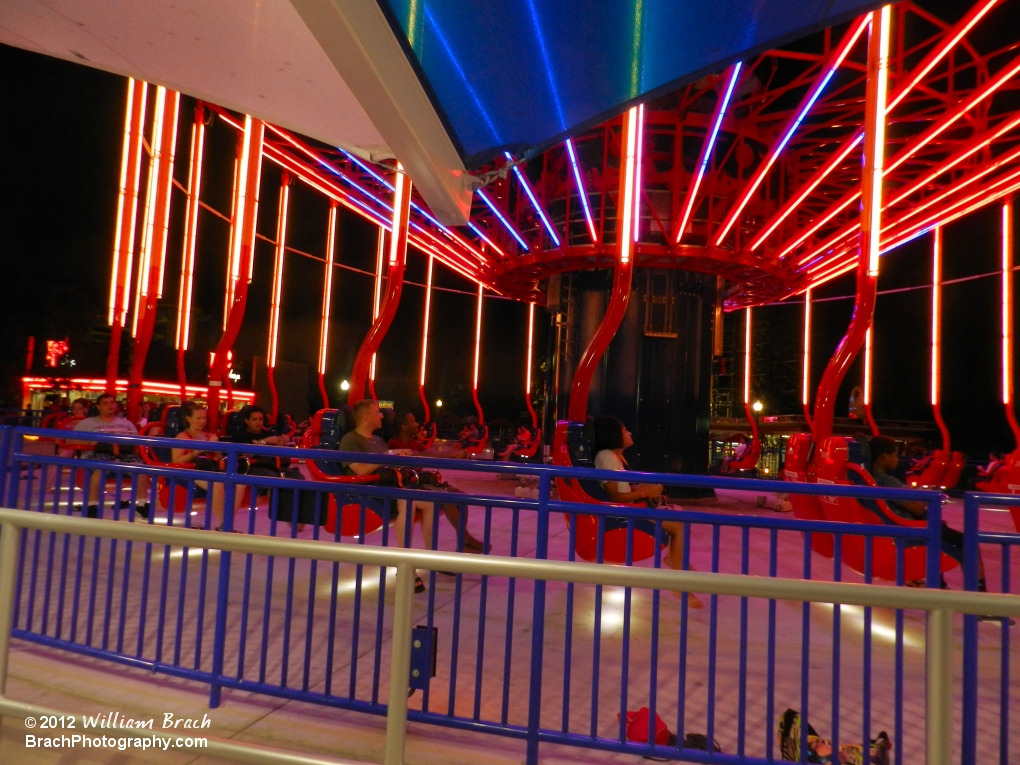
[1,423,1017,764]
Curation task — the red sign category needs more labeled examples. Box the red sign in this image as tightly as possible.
[45,339,69,367]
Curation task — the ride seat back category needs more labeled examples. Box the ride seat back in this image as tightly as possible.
[783,433,834,559]
[221,410,245,442]
[910,449,949,488]
[939,451,965,489]
[152,406,182,462]
[311,409,346,478]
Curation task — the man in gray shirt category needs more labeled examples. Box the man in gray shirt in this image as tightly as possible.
[339,399,435,592]
[72,393,151,518]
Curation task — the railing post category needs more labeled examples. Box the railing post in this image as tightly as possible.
[208,448,238,708]
[926,608,953,765]
[526,472,552,765]
[0,520,21,698]
[0,426,12,503]
[960,493,981,765]
[925,492,942,589]
[4,430,23,509]
[385,562,416,765]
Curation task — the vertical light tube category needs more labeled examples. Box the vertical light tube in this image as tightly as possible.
[370,227,386,381]
[419,255,434,388]
[223,157,241,327]
[473,282,484,391]
[525,301,538,430]
[802,288,812,407]
[931,227,942,406]
[132,86,169,336]
[633,104,645,243]
[320,202,338,378]
[267,177,291,369]
[154,90,181,298]
[1004,201,1014,406]
[743,308,752,404]
[109,78,147,326]
[177,110,206,352]
[618,105,642,264]
[864,5,892,276]
[864,328,874,406]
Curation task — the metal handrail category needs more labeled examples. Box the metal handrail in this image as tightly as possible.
[1,508,1018,765]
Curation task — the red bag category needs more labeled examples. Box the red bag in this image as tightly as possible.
[621,707,671,745]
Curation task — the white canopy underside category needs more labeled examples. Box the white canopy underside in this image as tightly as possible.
[0,0,474,224]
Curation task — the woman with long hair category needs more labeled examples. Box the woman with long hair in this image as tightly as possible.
[592,416,703,608]
[171,401,229,531]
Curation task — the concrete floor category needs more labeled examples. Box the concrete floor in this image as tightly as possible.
[1,469,1017,764]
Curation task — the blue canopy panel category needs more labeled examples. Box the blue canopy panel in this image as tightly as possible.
[378,0,886,168]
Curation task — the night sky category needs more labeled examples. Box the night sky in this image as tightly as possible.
[1,2,1018,460]
[0,43,537,426]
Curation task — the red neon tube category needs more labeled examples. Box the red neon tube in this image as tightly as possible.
[802,288,814,432]
[813,7,889,441]
[369,227,386,401]
[127,87,181,423]
[929,226,950,452]
[568,105,641,422]
[318,201,339,408]
[348,166,412,404]
[419,255,434,422]
[525,302,538,430]
[177,104,207,403]
[863,328,880,437]
[207,116,265,430]
[106,78,148,394]
[1002,201,1020,449]
[267,173,291,423]
[471,282,486,425]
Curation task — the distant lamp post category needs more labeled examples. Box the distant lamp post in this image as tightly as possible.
[752,400,764,413]
[435,399,443,408]
[340,380,350,391]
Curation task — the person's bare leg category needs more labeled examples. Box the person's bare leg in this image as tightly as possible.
[210,483,225,529]
[394,500,412,549]
[418,501,435,551]
[442,503,485,551]
[662,520,704,608]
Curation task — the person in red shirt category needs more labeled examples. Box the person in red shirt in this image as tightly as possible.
[387,412,427,452]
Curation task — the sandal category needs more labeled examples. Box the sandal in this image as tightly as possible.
[214,526,242,533]
[414,576,426,594]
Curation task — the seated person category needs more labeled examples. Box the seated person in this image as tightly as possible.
[72,392,151,519]
[171,401,229,531]
[870,435,988,591]
[459,421,481,447]
[720,435,750,473]
[234,405,321,530]
[592,416,703,608]
[339,400,436,593]
[498,425,534,460]
[388,411,484,552]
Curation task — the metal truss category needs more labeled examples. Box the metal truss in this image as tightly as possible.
[215,1,1020,309]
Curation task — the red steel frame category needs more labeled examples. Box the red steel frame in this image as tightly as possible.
[207,116,264,430]
[127,86,180,424]
[348,166,412,405]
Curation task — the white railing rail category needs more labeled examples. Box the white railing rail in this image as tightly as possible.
[1,508,1018,765]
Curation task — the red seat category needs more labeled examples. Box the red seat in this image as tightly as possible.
[304,409,383,537]
[511,428,542,461]
[973,448,1020,494]
[782,433,834,558]
[939,451,965,490]
[906,449,949,488]
[552,421,662,564]
[464,425,489,457]
[813,436,959,582]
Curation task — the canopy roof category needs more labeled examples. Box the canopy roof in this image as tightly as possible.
[1,0,884,224]
[378,0,885,167]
